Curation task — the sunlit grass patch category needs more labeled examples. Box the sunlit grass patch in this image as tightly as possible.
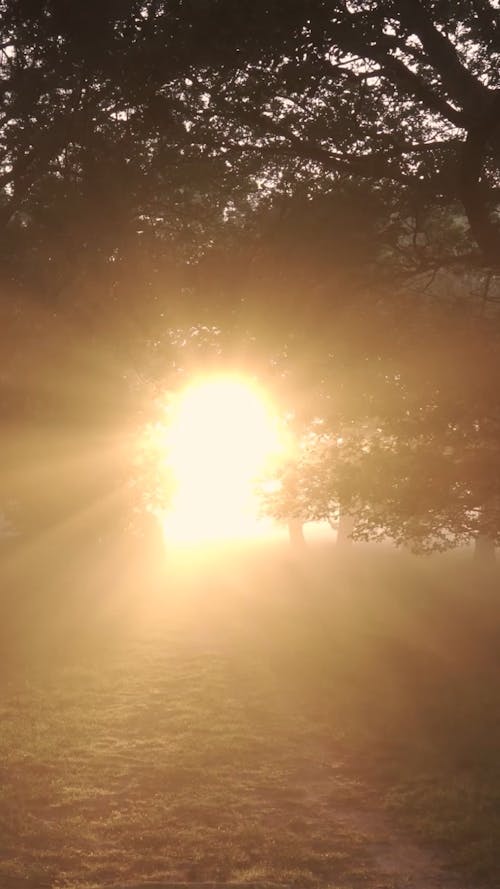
[1,546,500,887]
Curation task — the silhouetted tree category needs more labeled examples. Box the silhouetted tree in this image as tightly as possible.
[2,0,500,554]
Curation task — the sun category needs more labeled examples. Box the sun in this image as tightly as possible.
[161,376,283,544]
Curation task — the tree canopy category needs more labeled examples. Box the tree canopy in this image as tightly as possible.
[2,1,500,551]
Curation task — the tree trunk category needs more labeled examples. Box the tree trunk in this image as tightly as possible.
[336,511,355,547]
[474,533,496,565]
[287,518,306,551]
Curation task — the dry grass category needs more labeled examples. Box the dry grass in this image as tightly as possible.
[1,540,500,888]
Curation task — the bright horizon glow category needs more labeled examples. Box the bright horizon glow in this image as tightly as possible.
[161,376,284,544]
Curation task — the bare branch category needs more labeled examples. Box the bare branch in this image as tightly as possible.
[333,11,466,126]
[399,1,488,113]
[378,53,465,127]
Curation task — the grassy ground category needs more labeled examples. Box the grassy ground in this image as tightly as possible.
[1,538,500,888]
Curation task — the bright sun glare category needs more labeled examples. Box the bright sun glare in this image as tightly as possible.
[161,376,283,544]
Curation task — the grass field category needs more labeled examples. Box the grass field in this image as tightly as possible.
[1,539,500,889]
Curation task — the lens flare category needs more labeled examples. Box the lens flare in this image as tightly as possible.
[162,376,283,543]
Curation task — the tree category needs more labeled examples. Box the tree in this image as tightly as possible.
[264,290,500,556]
[184,1,500,269]
[185,1,500,554]
[2,1,500,554]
